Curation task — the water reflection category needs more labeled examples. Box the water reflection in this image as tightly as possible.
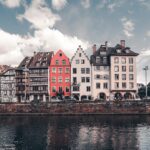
[0,115,149,150]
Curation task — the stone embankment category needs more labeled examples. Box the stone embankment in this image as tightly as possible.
[0,101,150,115]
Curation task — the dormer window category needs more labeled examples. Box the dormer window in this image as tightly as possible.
[116,49,121,53]
[96,56,100,63]
[126,49,130,53]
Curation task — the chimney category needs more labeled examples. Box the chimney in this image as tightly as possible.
[120,40,125,48]
[34,51,36,56]
[105,41,108,50]
[92,44,96,54]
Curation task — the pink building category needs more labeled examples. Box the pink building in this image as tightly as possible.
[49,50,71,98]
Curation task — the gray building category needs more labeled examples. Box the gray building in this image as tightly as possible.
[0,68,17,102]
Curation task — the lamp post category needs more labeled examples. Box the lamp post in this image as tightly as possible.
[143,66,149,99]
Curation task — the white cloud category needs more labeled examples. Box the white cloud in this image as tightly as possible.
[121,17,135,37]
[17,0,61,29]
[0,0,21,8]
[146,30,150,37]
[51,0,67,10]
[81,0,90,9]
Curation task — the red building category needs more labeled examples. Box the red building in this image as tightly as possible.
[49,50,71,98]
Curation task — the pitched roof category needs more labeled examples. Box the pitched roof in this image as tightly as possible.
[28,52,54,69]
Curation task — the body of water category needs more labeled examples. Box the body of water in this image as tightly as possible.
[0,115,150,150]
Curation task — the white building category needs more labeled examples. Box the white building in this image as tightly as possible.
[0,68,17,102]
[71,46,92,101]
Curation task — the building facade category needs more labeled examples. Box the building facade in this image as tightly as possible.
[49,50,71,98]
[91,40,139,101]
[15,57,32,102]
[71,46,92,101]
[110,40,139,100]
[0,68,17,102]
[28,52,53,102]
[90,43,110,101]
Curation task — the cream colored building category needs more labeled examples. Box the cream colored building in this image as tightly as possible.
[71,46,92,101]
[90,40,139,101]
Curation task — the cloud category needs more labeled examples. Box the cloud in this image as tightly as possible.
[51,0,67,10]
[146,30,150,37]
[0,0,21,8]
[17,0,61,29]
[81,0,90,9]
[121,17,135,37]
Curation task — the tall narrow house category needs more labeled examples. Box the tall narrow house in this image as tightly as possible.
[0,67,16,102]
[28,52,54,102]
[90,42,110,101]
[71,46,92,101]
[15,57,32,102]
[49,50,71,98]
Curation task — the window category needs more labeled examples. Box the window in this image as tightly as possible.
[52,68,56,73]
[129,82,134,89]
[114,66,119,72]
[73,77,77,84]
[96,83,100,89]
[122,74,126,80]
[86,86,91,92]
[129,58,133,64]
[73,86,79,91]
[95,66,100,70]
[122,66,126,72]
[129,74,134,80]
[122,82,126,88]
[52,87,56,92]
[96,56,100,63]
[86,68,90,74]
[59,87,62,92]
[59,53,62,57]
[81,68,85,74]
[65,68,70,73]
[58,68,63,74]
[129,66,133,72]
[86,77,90,82]
[81,59,85,64]
[62,60,66,65]
[76,60,79,64]
[52,77,56,83]
[104,75,109,80]
[81,77,85,82]
[79,53,82,57]
[73,68,77,74]
[115,74,119,80]
[65,78,70,83]
[95,74,100,79]
[103,83,108,89]
[115,82,119,89]
[121,58,126,64]
[104,66,109,70]
[66,87,70,92]
[103,57,107,64]
[56,60,59,65]
[58,77,62,83]
[114,57,119,63]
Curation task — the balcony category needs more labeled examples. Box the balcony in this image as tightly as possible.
[29,73,48,77]
[29,90,48,94]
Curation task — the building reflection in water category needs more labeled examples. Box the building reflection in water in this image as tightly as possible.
[0,116,150,150]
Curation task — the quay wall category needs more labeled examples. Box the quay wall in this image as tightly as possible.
[0,101,150,115]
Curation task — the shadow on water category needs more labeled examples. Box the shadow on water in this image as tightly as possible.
[0,115,150,150]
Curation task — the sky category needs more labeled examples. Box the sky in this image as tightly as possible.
[0,0,150,83]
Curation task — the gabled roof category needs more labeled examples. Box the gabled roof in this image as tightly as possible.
[71,45,90,63]
[28,52,54,69]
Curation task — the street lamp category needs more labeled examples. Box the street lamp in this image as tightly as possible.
[143,66,149,99]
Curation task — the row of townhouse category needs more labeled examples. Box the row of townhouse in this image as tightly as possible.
[0,40,139,102]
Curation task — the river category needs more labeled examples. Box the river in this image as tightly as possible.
[0,115,150,150]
